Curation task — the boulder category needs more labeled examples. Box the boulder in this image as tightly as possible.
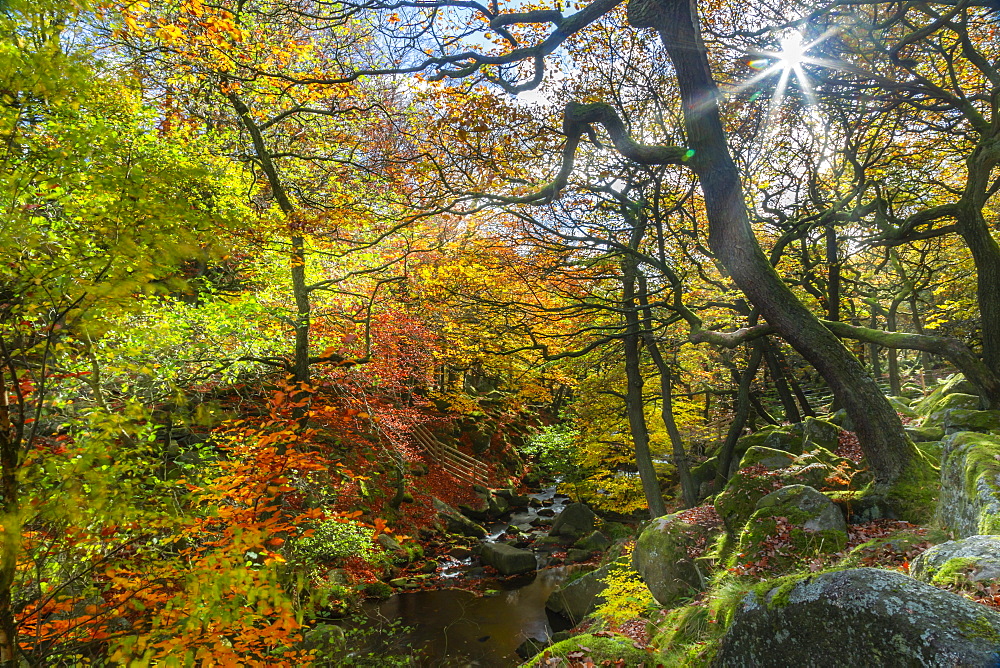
[905,424,945,443]
[549,503,596,539]
[432,498,487,538]
[739,446,795,471]
[943,409,1000,435]
[574,530,612,554]
[799,417,841,451]
[716,568,1000,667]
[924,393,982,425]
[715,465,785,532]
[914,373,980,416]
[479,542,537,575]
[515,637,549,660]
[632,512,710,606]
[887,396,917,417]
[936,431,1000,536]
[730,486,846,572]
[910,535,1000,587]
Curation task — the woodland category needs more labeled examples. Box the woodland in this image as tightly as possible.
[2,0,1000,665]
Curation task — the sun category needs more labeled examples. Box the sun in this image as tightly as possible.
[727,28,840,117]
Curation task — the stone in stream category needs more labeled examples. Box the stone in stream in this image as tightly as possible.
[548,502,596,539]
[545,561,621,624]
[716,568,1000,667]
[478,542,537,575]
[432,498,487,538]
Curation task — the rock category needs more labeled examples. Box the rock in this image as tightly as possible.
[298,623,346,658]
[532,535,568,552]
[418,560,438,574]
[910,535,1000,587]
[739,446,795,471]
[632,512,711,607]
[432,498,487,538]
[487,493,509,517]
[936,431,1000,536]
[715,466,784,532]
[479,542,537,575]
[800,417,842,450]
[565,548,593,563]
[549,503,596,539]
[730,486,846,572]
[515,637,549,660]
[574,530,612,553]
[914,373,980,417]
[545,563,608,623]
[537,508,556,518]
[887,395,917,417]
[716,568,1000,667]
[756,485,846,533]
[528,497,543,508]
[943,409,1000,435]
[905,424,945,442]
[447,545,473,559]
[376,533,402,552]
[924,393,981,425]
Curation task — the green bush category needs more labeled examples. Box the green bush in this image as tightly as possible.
[293,519,383,565]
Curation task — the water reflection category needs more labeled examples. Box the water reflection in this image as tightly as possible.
[352,568,573,666]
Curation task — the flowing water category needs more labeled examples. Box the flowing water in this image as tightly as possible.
[341,486,576,666]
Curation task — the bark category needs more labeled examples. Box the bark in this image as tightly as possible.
[227,92,311,388]
[627,0,916,486]
[623,257,667,518]
[887,297,902,396]
[637,279,697,508]
[763,340,801,423]
[826,223,840,322]
[715,346,763,489]
[869,303,882,381]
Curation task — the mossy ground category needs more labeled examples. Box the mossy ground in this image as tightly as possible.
[524,633,652,667]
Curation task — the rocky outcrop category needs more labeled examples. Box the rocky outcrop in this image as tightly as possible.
[943,409,1000,435]
[478,542,537,575]
[632,512,710,606]
[549,502,596,539]
[936,431,1000,536]
[910,535,1000,587]
[716,568,1000,667]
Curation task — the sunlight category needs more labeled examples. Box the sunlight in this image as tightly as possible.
[720,28,840,119]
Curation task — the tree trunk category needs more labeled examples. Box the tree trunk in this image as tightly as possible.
[623,261,667,518]
[715,346,763,489]
[0,362,20,667]
[627,0,916,486]
[887,298,901,396]
[637,279,698,508]
[763,340,800,423]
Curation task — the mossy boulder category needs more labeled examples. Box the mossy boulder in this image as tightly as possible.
[549,502,596,539]
[910,535,1000,588]
[923,393,982,425]
[574,530,612,554]
[799,417,842,451]
[905,424,945,442]
[887,396,917,417]
[729,486,847,573]
[914,373,980,416]
[936,431,1000,536]
[632,512,712,607]
[715,568,1000,667]
[943,409,1000,435]
[478,542,537,575]
[524,632,650,667]
[432,498,487,538]
[546,561,618,623]
[738,446,795,471]
[715,466,784,533]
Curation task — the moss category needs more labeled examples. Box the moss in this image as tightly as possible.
[525,632,650,667]
[728,503,847,573]
[882,452,940,523]
[958,615,1000,644]
[362,581,393,599]
[714,467,782,532]
[930,557,979,586]
[963,437,1000,531]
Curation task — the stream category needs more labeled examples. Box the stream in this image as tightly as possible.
[343,486,577,666]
